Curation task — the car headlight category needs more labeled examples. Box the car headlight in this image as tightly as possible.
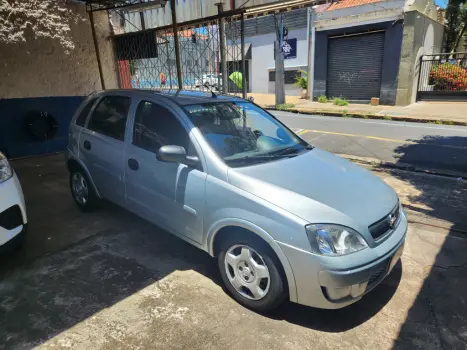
[306,224,368,256]
[0,152,13,184]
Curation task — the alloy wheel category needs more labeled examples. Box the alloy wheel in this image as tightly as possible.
[224,244,270,300]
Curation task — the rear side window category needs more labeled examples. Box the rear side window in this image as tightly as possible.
[75,97,98,127]
[88,96,131,141]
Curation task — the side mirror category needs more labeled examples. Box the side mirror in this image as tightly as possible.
[157,145,199,168]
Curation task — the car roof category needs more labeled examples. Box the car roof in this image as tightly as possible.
[96,89,245,106]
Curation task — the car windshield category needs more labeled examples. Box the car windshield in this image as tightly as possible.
[184,102,311,167]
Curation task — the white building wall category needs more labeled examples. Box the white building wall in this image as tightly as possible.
[246,27,308,95]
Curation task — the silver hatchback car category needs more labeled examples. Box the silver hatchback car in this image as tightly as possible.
[66,90,407,312]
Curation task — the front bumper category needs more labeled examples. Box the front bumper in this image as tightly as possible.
[278,213,408,309]
[0,173,27,247]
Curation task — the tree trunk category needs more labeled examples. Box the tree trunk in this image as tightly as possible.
[451,23,466,55]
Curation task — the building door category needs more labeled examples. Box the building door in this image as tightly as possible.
[327,32,385,101]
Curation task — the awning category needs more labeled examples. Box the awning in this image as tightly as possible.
[226,43,252,62]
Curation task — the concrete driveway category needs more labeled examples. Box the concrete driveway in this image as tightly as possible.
[1,154,466,349]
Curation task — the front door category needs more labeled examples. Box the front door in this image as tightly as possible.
[79,95,131,205]
[124,99,206,245]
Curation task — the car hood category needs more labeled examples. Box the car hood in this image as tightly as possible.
[227,148,398,229]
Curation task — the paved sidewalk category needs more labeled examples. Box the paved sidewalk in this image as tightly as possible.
[249,93,467,125]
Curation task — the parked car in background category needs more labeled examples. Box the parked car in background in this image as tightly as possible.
[66,90,407,312]
[0,152,27,253]
[195,74,221,89]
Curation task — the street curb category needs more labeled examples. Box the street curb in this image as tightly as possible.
[339,153,467,180]
[265,106,467,126]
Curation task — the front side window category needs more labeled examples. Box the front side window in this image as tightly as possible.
[133,100,190,154]
[88,96,131,141]
[184,102,310,167]
[75,97,98,127]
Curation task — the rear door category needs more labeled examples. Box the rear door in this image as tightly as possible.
[68,95,99,157]
[79,94,132,205]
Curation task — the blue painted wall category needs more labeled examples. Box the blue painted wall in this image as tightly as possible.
[313,21,404,105]
[0,96,85,158]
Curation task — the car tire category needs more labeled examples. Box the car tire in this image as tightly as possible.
[218,234,287,312]
[69,168,100,212]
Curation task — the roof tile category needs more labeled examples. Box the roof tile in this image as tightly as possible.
[325,0,384,11]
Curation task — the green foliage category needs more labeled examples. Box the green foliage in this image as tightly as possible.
[342,113,353,118]
[317,95,328,103]
[294,70,308,89]
[444,1,467,52]
[382,115,392,120]
[333,97,349,106]
[276,103,295,111]
[444,120,455,125]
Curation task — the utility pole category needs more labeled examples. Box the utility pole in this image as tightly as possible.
[275,14,285,105]
[306,6,317,100]
[216,2,229,93]
[170,0,183,90]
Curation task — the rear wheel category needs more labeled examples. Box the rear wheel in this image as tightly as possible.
[218,235,287,312]
[70,168,100,212]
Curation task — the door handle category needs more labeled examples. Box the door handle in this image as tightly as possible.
[83,140,91,150]
[128,158,139,171]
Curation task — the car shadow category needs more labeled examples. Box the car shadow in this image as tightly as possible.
[0,154,218,349]
[0,200,222,349]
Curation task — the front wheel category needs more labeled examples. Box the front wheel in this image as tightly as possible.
[218,237,287,312]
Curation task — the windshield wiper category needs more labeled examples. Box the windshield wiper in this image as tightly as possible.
[272,144,313,156]
[225,153,293,165]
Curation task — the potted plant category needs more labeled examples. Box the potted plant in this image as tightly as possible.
[294,70,308,99]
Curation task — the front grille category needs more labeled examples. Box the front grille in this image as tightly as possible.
[0,205,23,230]
[369,204,401,240]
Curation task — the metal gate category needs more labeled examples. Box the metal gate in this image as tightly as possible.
[327,31,385,100]
[417,53,467,101]
[111,10,247,96]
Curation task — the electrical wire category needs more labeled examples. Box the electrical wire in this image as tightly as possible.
[238,0,252,9]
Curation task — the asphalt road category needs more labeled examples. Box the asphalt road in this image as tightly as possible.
[271,110,467,174]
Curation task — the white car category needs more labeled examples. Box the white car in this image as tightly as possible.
[0,152,27,253]
[195,74,221,89]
